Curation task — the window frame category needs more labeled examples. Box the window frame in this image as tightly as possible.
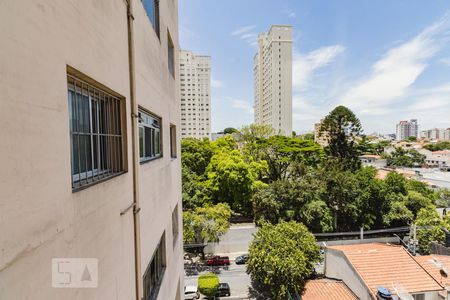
[170,124,177,159]
[67,73,126,191]
[172,204,179,247]
[138,108,163,164]
[143,232,166,300]
[141,0,160,39]
[167,31,175,77]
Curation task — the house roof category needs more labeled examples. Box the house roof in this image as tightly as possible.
[415,255,450,287]
[302,279,357,300]
[327,243,444,297]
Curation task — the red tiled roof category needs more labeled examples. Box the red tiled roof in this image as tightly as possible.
[302,279,357,300]
[415,255,450,287]
[327,243,444,297]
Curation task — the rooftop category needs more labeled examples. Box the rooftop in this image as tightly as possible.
[302,279,357,300]
[415,255,450,287]
[327,243,444,297]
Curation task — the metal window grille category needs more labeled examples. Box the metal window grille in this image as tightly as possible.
[67,74,124,190]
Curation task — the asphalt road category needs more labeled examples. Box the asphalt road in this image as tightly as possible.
[185,223,256,299]
[184,263,251,299]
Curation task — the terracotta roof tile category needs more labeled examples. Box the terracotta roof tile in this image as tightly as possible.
[303,279,357,300]
[415,255,450,287]
[327,243,444,297]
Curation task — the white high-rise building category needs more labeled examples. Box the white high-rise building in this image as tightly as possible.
[254,25,293,135]
[180,50,211,139]
[396,119,419,141]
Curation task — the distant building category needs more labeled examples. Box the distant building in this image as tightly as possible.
[314,120,328,147]
[211,132,225,141]
[421,128,450,141]
[396,119,418,141]
[253,25,293,135]
[180,50,211,139]
[359,155,387,169]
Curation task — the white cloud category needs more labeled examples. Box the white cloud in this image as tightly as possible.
[282,7,296,19]
[226,97,253,115]
[232,25,258,47]
[211,78,224,88]
[439,57,450,67]
[293,45,345,91]
[340,14,450,111]
[231,25,257,36]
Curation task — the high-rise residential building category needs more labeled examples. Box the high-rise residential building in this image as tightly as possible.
[421,128,450,141]
[254,25,293,135]
[179,50,211,139]
[0,1,183,299]
[396,119,419,141]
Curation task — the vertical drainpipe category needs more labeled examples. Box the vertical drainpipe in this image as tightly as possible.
[126,0,142,299]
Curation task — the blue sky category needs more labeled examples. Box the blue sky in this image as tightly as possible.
[179,0,450,134]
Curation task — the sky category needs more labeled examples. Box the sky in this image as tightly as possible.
[179,0,450,135]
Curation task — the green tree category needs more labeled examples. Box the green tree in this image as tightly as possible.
[424,141,450,151]
[181,138,214,176]
[247,221,320,299]
[258,136,324,182]
[198,273,220,298]
[383,201,414,227]
[319,106,362,171]
[404,191,433,218]
[183,203,232,244]
[223,127,238,134]
[182,165,211,210]
[415,208,444,254]
[206,148,267,215]
[386,147,425,168]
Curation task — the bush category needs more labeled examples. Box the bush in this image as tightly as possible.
[198,273,219,297]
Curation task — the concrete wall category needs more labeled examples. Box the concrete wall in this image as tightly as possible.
[325,249,373,300]
[0,0,182,299]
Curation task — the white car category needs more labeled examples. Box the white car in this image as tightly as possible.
[184,285,200,300]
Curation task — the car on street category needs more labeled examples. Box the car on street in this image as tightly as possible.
[235,254,249,265]
[206,255,230,266]
[184,285,200,300]
[215,283,231,297]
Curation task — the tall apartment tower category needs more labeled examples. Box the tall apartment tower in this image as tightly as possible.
[179,50,211,139]
[0,1,183,299]
[254,25,293,135]
[396,119,419,141]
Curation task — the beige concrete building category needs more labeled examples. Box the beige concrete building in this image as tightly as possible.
[179,50,211,139]
[314,120,329,147]
[254,25,293,135]
[0,1,183,299]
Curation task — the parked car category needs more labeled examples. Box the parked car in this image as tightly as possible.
[235,254,249,265]
[184,285,200,300]
[206,255,230,266]
[215,283,231,297]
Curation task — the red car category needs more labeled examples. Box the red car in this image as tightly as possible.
[206,255,230,266]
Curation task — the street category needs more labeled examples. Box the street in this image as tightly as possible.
[184,263,251,299]
[185,223,256,299]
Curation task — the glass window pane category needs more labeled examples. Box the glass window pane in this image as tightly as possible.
[139,127,144,158]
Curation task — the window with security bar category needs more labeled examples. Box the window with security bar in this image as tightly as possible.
[139,109,162,162]
[67,74,124,190]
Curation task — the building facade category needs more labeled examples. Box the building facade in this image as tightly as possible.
[421,128,450,141]
[179,50,211,139]
[0,1,183,299]
[253,25,293,135]
[396,119,418,141]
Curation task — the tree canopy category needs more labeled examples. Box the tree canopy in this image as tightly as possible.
[247,221,320,299]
